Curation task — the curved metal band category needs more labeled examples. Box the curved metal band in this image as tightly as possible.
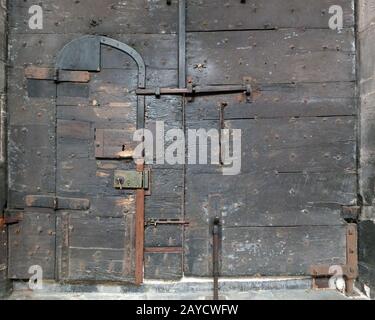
[100,36,146,89]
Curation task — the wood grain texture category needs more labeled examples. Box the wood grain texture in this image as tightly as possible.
[7,0,357,282]
[187,0,354,31]
[59,210,135,282]
[8,210,56,279]
[187,28,355,85]
[185,225,347,277]
[9,0,178,35]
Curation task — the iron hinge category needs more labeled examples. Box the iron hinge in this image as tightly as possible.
[114,170,150,190]
[310,223,358,295]
[0,210,23,228]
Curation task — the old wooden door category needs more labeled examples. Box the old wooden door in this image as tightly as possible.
[183,0,357,285]
[55,36,146,282]
[6,0,357,288]
[8,35,150,283]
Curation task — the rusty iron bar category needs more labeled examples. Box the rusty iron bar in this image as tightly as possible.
[345,224,358,295]
[178,0,186,88]
[213,217,221,300]
[145,219,189,227]
[0,217,21,228]
[135,163,145,285]
[144,247,183,254]
[136,84,251,97]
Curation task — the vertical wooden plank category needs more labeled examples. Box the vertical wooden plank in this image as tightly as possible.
[8,210,56,279]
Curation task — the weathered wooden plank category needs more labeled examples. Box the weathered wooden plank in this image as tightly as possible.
[57,119,91,140]
[8,125,55,200]
[184,225,347,277]
[57,83,89,98]
[27,79,56,98]
[25,66,90,83]
[145,253,182,280]
[61,210,135,281]
[8,211,56,279]
[25,67,56,80]
[67,248,134,282]
[185,171,356,227]
[58,70,90,83]
[145,196,183,219]
[95,128,137,159]
[221,225,347,276]
[89,196,136,218]
[25,195,90,211]
[9,0,178,35]
[145,225,183,247]
[228,117,356,174]
[69,214,133,249]
[8,33,177,70]
[187,0,355,31]
[186,82,356,121]
[187,28,355,84]
[57,105,136,124]
[7,67,56,126]
[186,116,356,174]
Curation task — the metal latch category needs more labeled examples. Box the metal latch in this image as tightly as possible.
[145,219,189,228]
[114,170,150,190]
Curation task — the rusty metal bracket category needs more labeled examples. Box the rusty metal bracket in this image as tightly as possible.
[213,217,221,300]
[0,217,21,228]
[310,224,358,295]
[0,210,23,228]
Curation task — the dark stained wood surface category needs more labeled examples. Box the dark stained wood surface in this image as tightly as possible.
[6,0,356,281]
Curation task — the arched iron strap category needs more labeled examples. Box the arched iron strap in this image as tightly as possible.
[100,36,146,130]
[100,36,146,89]
[56,35,146,129]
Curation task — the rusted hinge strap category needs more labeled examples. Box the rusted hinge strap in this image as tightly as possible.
[25,66,90,83]
[0,210,23,227]
[310,223,358,294]
[25,195,90,210]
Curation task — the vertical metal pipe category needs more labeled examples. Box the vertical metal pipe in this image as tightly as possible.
[178,0,186,88]
[0,95,5,164]
[213,217,220,300]
[135,163,145,285]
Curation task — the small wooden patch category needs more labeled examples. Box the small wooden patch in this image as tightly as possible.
[25,67,90,83]
[25,67,56,80]
[58,70,90,83]
[95,128,137,159]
